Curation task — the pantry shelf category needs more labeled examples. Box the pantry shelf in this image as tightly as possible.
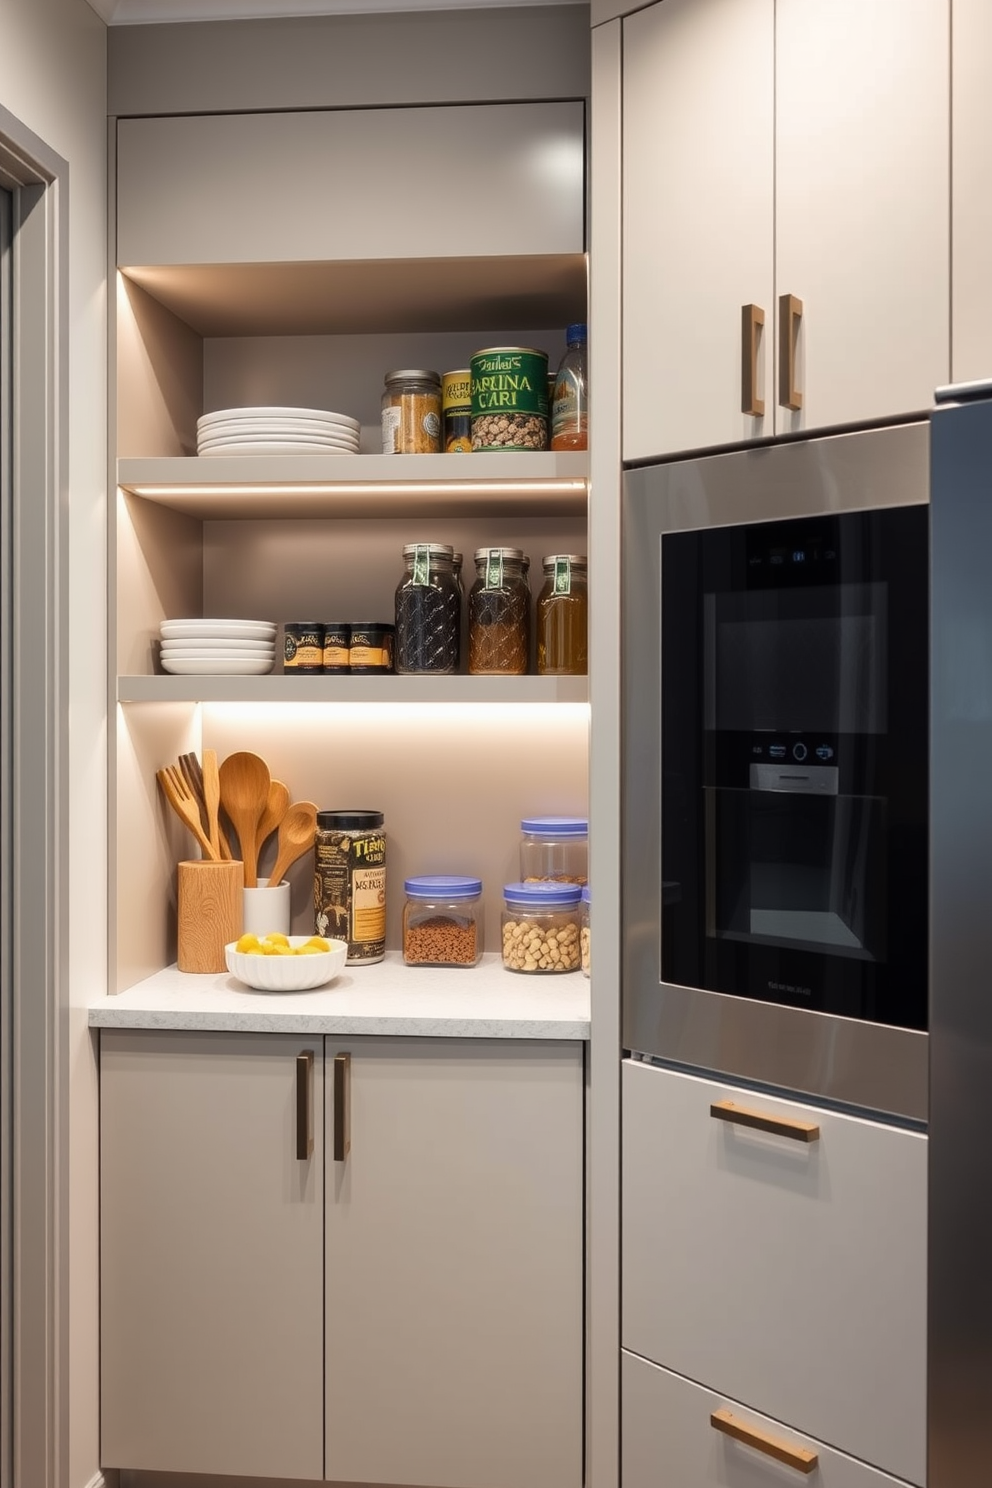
[117,452,590,520]
[117,674,590,704]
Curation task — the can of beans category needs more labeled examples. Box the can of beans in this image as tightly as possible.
[470,347,549,451]
[284,622,324,673]
[314,809,386,964]
[321,622,350,674]
[442,369,472,453]
[349,622,395,673]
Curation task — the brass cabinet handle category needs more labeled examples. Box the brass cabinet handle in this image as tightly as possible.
[778,292,803,410]
[333,1052,351,1162]
[741,303,765,416]
[711,1409,818,1474]
[296,1050,314,1160]
[710,1099,820,1143]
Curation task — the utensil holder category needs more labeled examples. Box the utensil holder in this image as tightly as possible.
[177,859,244,973]
[242,880,291,937]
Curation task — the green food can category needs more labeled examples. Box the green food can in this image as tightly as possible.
[470,346,548,452]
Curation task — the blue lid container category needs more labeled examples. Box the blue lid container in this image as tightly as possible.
[503,881,582,909]
[404,875,482,898]
[520,816,588,836]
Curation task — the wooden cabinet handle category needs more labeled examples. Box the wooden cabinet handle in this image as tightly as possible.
[741,303,765,417]
[333,1052,351,1162]
[710,1099,819,1143]
[711,1409,818,1474]
[296,1050,314,1160]
[778,292,803,410]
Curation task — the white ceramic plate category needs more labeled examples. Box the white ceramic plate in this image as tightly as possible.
[197,416,361,436]
[160,637,277,653]
[160,651,275,663]
[160,619,276,640]
[198,406,359,429]
[197,433,358,450]
[225,935,348,992]
[199,442,360,457]
[160,656,275,675]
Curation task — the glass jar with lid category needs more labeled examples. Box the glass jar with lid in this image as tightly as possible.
[501,882,583,974]
[381,369,442,454]
[580,885,591,977]
[536,554,588,675]
[468,547,531,675]
[394,542,461,674]
[402,875,483,967]
[519,816,588,884]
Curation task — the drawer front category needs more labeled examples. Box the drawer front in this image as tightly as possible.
[622,1059,926,1484]
[623,1349,916,1488]
[117,103,585,267]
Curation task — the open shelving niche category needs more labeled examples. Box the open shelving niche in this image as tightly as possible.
[113,258,592,997]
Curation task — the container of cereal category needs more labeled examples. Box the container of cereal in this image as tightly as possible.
[519,816,588,885]
[314,809,386,964]
[580,885,591,977]
[381,369,442,454]
[402,875,483,967]
[501,881,582,974]
[470,347,548,451]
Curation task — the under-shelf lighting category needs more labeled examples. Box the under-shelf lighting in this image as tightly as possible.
[126,480,589,501]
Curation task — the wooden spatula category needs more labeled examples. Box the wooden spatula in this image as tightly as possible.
[218,751,271,887]
[267,801,318,888]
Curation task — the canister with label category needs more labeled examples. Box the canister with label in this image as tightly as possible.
[470,347,549,451]
[314,809,386,964]
[381,369,442,454]
[349,622,395,674]
[284,622,324,674]
[321,623,350,674]
[442,369,472,453]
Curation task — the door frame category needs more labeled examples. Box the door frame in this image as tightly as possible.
[0,101,69,1488]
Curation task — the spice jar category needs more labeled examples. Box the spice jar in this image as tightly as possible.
[283,622,324,674]
[403,876,483,967]
[501,882,582,974]
[520,816,588,884]
[580,885,591,977]
[394,542,461,674]
[468,547,531,675]
[314,809,386,964]
[381,369,442,454]
[536,554,588,676]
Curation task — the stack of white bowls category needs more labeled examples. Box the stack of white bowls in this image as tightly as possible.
[196,406,360,456]
[159,619,277,675]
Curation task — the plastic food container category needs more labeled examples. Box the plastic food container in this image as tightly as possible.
[519,816,589,885]
[501,881,582,974]
[403,876,483,967]
[580,885,591,977]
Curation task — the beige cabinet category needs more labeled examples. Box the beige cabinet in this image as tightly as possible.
[622,0,949,461]
[100,1030,325,1480]
[324,1037,584,1488]
[951,0,992,383]
[622,1059,927,1486]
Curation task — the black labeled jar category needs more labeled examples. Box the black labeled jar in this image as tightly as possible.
[468,547,530,675]
[314,809,386,965]
[284,622,324,674]
[349,622,395,674]
[321,623,350,674]
[394,543,461,674]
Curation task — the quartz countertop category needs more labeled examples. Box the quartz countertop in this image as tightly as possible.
[89,952,590,1039]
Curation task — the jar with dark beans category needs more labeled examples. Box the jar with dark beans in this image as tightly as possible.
[394,543,461,674]
[468,547,531,675]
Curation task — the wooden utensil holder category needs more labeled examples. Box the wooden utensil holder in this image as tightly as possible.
[177,859,244,973]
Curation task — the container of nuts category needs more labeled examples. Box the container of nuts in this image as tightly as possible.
[402,876,483,968]
[501,881,582,975]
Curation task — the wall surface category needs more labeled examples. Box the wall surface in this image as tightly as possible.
[0,0,107,1483]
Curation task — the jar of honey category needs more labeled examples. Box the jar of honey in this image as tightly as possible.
[536,554,587,675]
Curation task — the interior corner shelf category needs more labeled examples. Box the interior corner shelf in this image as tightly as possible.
[117,452,590,520]
[117,674,590,705]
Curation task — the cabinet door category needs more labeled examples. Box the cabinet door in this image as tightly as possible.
[775,0,949,433]
[622,0,774,461]
[100,1031,324,1479]
[622,1060,926,1485]
[951,0,992,383]
[324,1037,584,1488]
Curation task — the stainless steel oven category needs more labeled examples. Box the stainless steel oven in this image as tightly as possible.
[622,422,929,1121]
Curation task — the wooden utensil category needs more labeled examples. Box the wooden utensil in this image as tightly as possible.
[201,747,231,861]
[267,801,318,888]
[177,752,209,836]
[256,778,290,859]
[157,766,219,860]
[218,751,271,887]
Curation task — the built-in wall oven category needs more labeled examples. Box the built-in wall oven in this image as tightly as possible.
[622,422,930,1121]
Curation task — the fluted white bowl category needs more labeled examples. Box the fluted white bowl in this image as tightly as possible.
[225,936,347,991]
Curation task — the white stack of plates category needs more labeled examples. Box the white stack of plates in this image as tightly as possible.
[159,618,277,675]
[196,406,360,457]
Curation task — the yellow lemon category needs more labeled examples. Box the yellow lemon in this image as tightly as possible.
[304,936,330,952]
[236,933,262,954]
[263,932,290,947]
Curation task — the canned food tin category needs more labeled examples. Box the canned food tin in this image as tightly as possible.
[442,370,472,454]
[314,809,386,965]
[349,622,395,674]
[321,622,350,674]
[470,347,549,451]
[284,622,324,673]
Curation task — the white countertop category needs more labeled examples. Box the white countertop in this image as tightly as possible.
[89,952,590,1039]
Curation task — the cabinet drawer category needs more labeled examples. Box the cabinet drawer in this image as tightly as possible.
[622,1059,925,1484]
[623,1349,915,1488]
[117,103,585,267]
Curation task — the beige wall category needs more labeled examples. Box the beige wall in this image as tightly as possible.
[0,0,107,1483]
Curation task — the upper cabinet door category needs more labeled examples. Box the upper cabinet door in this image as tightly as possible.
[622,0,774,462]
[775,0,949,433]
[116,103,586,267]
[951,0,992,384]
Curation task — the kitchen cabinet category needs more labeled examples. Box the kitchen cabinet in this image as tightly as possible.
[100,1030,325,1479]
[622,0,949,461]
[99,1030,584,1485]
[951,0,992,383]
[622,1058,927,1486]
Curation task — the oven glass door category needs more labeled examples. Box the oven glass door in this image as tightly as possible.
[661,506,928,1030]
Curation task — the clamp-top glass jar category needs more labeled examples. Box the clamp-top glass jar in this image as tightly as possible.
[394,543,461,674]
[468,547,531,675]
[536,554,588,675]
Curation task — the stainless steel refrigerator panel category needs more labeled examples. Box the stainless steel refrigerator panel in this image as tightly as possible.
[928,392,992,1487]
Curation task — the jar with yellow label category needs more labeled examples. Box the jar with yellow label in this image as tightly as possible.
[381,369,442,454]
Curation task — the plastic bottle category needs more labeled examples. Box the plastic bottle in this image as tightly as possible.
[550,323,588,452]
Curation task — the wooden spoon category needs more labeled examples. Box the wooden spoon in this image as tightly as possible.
[267,801,318,888]
[256,778,290,860]
[218,751,271,887]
